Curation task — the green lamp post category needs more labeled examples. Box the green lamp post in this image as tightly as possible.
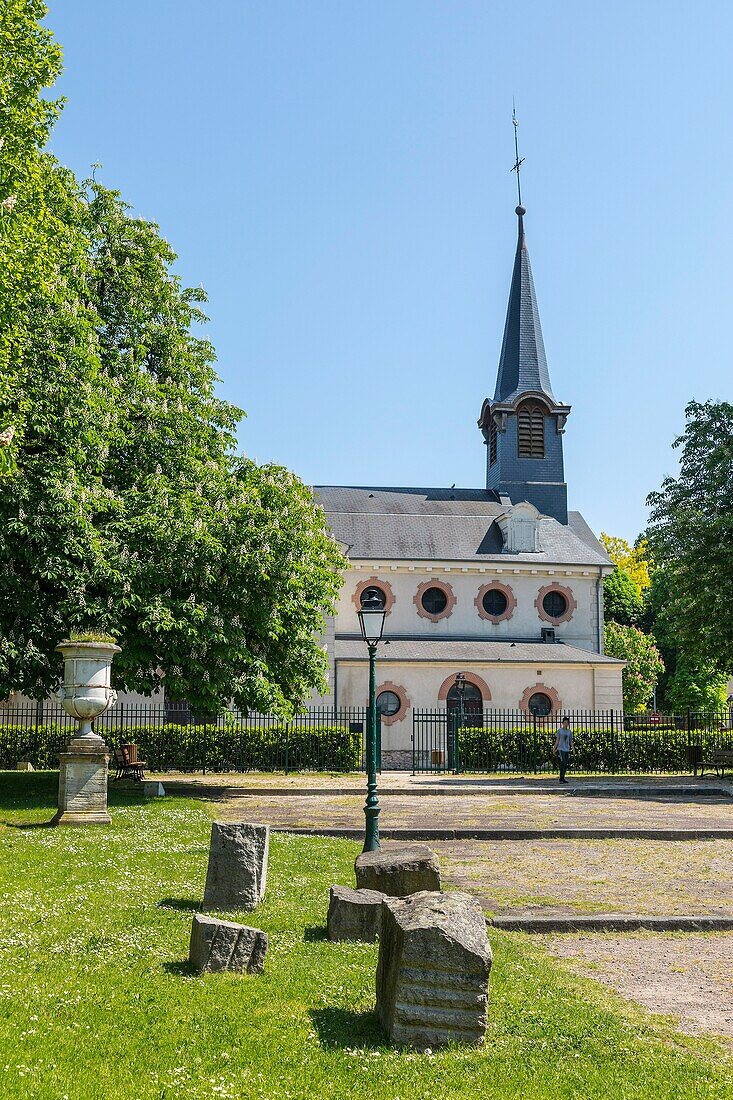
[357,589,387,852]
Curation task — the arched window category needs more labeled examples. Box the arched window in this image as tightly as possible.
[517,402,545,458]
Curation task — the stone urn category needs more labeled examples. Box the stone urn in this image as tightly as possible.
[55,639,121,750]
[53,638,121,826]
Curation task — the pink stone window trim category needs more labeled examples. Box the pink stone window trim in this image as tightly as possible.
[351,576,395,617]
[437,671,492,704]
[474,581,517,623]
[413,578,456,622]
[519,683,562,715]
[535,582,577,624]
[376,681,410,725]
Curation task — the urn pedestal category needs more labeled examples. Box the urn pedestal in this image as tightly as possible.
[52,640,120,827]
[54,746,111,826]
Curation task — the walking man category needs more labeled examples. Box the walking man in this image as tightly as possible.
[554,717,573,784]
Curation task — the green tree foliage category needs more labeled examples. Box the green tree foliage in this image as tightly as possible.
[664,660,728,714]
[599,532,651,591]
[642,566,728,713]
[0,5,345,711]
[646,400,733,678]
[603,622,664,713]
[603,567,643,626]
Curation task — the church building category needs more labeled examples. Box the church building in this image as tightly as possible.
[314,204,623,766]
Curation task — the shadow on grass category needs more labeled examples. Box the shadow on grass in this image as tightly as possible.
[158,897,200,913]
[310,1006,385,1050]
[163,959,197,977]
[304,925,328,942]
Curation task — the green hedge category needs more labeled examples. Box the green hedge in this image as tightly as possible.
[0,723,362,773]
[456,724,733,773]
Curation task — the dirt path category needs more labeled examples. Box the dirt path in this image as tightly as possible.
[540,931,733,1045]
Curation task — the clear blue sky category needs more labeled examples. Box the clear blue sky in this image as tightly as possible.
[45,1,732,542]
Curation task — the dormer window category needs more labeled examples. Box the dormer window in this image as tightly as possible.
[489,418,498,466]
[496,501,541,554]
[517,401,545,458]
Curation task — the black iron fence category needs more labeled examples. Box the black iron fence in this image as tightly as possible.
[412,709,733,775]
[2,702,732,775]
[0,704,371,774]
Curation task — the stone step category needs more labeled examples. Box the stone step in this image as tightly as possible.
[490,913,733,933]
[275,826,733,841]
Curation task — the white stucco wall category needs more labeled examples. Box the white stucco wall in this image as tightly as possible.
[335,659,622,752]
[336,560,605,652]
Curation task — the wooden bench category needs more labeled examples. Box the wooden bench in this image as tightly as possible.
[110,744,147,783]
[698,749,733,778]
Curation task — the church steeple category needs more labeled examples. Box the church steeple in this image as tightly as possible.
[478,205,572,524]
[494,207,556,405]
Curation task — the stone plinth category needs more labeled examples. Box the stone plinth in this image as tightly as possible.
[189,913,268,973]
[53,747,111,826]
[327,885,385,942]
[355,845,441,897]
[376,890,492,1049]
[203,822,269,912]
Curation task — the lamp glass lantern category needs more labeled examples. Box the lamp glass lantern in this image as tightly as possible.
[357,590,387,646]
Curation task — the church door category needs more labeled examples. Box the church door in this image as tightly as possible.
[445,681,483,770]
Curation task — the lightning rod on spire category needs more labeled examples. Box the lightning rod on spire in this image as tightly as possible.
[511,101,524,209]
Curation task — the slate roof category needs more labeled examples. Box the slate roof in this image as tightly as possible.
[494,209,557,405]
[334,638,622,665]
[314,485,611,567]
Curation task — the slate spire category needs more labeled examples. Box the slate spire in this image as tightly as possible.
[478,203,571,525]
[494,206,556,404]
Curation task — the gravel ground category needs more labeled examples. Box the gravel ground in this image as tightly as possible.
[435,838,733,916]
[213,791,733,830]
[540,931,733,1045]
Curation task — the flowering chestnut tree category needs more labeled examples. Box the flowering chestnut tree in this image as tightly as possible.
[0,3,345,712]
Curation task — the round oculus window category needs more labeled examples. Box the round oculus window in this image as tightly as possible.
[420,587,448,615]
[542,591,568,619]
[376,690,400,717]
[482,588,508,617]
[528,692,552,717]
[360,585,386,609]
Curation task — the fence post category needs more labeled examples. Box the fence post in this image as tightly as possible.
[284,722,289,776]
[610,709,616,774]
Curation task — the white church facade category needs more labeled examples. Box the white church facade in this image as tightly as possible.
[313,204,624,764]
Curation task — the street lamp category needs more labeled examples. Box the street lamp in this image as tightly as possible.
[454,672,466,774]
[357,589,387,852]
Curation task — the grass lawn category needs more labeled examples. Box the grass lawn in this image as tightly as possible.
[0,772,731,1099]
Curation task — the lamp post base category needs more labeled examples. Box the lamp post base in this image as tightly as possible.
[363,801,381,853]
[53,750,111,827]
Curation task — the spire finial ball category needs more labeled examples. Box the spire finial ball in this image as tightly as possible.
[516,205,526,216]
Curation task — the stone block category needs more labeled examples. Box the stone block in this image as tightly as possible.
[142,780,165,797]
[16,761,34,772]
[327,885,385,942]
[189,913,268,974]
[376,890,492,1049]
[203,822,269,912]
[355,844,441,897]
